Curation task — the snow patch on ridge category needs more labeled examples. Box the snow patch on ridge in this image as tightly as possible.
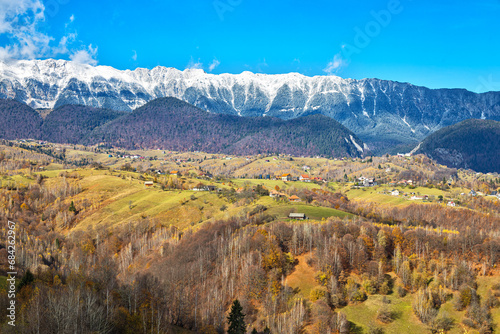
[350,135,363,153]
[402,116,415,133]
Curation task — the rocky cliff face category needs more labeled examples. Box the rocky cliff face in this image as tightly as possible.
[1,59,499,150]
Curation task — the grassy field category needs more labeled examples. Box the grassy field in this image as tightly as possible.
[346,187,410,206]
[231,178,322,191]
[69,173,229,231]
[265,202,353,220]
[31,166,355,233]
[285,254,319,300]
[341,293,425,334]
[338,275,500,334]
[476,276,500,329]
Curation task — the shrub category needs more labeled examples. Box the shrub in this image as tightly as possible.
[397,285,407,298]
[463,303,493,332]
[412,288,438,324]
[484,292,500,309]
[362,279,377,295]
[367,325,384,334]
[379,281,391,295]
[329,293,346,308]
[349,289,367,303]
[376,306,395,324]
[454,285,477,311]
[249,205,267,216]
[429,316,454,334]
[310,287,327,302]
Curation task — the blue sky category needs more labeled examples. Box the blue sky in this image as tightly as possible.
[1,0,499,92]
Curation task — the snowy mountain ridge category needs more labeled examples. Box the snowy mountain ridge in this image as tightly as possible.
[1,58,499,150]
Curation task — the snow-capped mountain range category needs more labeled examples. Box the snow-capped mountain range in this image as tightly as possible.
[1,59,499,150]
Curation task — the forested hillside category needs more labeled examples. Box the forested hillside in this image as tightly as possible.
[86,97,366,157]
[0,97,366,158]
[41,105,126,144]
[0,142,498,333]
[417,119,500,173]
[0,99,42,140]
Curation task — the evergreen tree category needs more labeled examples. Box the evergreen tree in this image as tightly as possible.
[227,299,246,334]
[17,269,34,292]
[69,200,76,213]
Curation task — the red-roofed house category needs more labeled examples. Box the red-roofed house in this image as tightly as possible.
[299,174,311,182]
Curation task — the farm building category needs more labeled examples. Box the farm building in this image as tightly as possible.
[288,213,307,220]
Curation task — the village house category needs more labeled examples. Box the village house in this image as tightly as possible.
[269,190,286,198]
[312,176,325,183]
[192,183,212,191]
[198,171,213,179]
[447,201,456,207]
[288,213,307,220]
[299,174,311,182]
[206,185,218,192]
[170,170,181,176]
[358,176,377,187]
[144,181,154,188]
[391,189,400,196]
[289,195,301,202]
[281,173,292,181]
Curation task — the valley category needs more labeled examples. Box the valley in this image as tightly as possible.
[0,140,499,333]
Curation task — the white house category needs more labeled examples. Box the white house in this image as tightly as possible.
[391,189,400,196]
[299,174,311,182]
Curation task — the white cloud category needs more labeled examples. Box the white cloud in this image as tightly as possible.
[131,50,137,61]
[323,53,349,75]
[0,1,96,62]
[0,0,51,60]
[70,44,98,66]
[186,57,203,70]
[65,14,74,28]
[53,32,76,55]
[208,58,220,72]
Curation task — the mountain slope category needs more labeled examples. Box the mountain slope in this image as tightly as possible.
[41,105,126,144]
[85,97,366,157]
[1,59,499,151]
[417,119,500,172]
[0,99,42,139]
[0,98,365,157]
